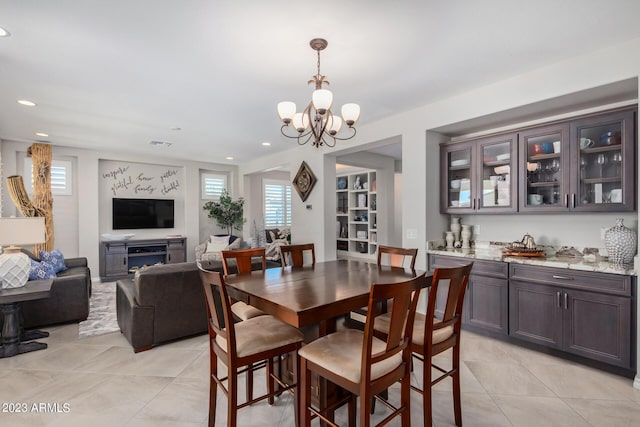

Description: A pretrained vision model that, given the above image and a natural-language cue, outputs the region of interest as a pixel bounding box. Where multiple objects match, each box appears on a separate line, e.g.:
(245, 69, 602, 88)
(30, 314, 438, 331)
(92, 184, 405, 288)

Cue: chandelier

(277, 38, 360, 148)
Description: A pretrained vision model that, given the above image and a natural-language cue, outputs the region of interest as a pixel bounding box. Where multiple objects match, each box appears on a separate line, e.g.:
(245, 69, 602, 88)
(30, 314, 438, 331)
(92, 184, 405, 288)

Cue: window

(24, 158, 73, 196)
(264, 179, 291, 228)
(201, 172, 227, 199)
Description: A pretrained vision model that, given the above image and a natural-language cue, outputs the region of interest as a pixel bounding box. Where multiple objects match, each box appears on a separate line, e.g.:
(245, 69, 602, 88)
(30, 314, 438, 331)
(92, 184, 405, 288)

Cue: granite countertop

(427, 242, 636, 276)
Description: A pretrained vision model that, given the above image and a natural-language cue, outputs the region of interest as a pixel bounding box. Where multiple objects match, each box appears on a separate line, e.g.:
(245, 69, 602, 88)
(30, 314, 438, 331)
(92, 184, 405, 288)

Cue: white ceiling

(1, 1, 639, 164)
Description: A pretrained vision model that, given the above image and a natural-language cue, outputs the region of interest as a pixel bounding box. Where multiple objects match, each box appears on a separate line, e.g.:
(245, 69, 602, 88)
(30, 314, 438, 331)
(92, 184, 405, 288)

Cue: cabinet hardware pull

(556, 291, 561, 308)
(123, 258, 126, 265)
(552, 275, 573, 280)
(472, 198, 476, 210)
(564, 293, 568, 309)
(572, 193, 576, 208)
(564, 193, 569, 207)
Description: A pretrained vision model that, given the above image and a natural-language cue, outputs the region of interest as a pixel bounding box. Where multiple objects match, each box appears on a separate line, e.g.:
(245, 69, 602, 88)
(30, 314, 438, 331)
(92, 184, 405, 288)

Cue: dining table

(224, 258, 432, 424)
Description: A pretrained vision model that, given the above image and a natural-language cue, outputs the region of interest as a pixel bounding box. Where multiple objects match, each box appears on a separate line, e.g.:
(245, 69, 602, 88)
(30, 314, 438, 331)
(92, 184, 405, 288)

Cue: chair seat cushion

(216, 315, 303, 358)
(298, 330, 402, 384)
(231, 301, 265, 320)
(374, 312, 453, 346)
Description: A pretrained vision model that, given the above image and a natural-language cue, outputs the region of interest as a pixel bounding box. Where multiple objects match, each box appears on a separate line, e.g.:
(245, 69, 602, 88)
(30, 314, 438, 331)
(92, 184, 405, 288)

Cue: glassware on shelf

(611, 151, 622, 178)
(596, 153, 607, 178)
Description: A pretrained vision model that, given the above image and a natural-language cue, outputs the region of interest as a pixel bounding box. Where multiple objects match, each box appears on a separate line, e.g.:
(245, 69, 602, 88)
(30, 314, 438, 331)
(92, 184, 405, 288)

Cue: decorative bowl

(451, 159, 469, 167)
(496, 153, 510, 161)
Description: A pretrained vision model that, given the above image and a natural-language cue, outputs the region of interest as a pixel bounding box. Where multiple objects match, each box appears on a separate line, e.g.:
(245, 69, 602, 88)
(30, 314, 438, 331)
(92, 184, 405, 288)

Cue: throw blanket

(266, 239, 289, 261)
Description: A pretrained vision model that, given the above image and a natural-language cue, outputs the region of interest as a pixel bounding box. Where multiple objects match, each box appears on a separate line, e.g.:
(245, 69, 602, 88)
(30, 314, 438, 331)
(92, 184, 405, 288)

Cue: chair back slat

(279, 243, 316, 267)
(425, 263, 473, 334)
(198, 263, 236, 355)
(377, 245, 418, 270)
(362, 273, 425, 381)
(221, 247, 267, 275)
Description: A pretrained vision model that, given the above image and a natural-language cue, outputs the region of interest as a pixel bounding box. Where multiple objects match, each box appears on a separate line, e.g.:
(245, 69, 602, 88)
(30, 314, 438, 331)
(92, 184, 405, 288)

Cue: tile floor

(0, 324, 639, 426)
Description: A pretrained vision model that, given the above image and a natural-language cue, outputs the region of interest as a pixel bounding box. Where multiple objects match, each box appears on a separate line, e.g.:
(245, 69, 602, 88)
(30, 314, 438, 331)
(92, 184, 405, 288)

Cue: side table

(0, 279, 53, 358)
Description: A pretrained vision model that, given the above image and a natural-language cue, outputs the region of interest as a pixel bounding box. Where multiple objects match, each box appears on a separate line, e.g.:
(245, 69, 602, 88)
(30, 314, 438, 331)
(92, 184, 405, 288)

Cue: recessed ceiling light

(225, 156, 234, 160)
(261, 142, 271, 146)
(17, 99, 36, 107)
(170, 126, 181, 131)
(35, 132, 49, 137)
(0, 26, 9, 37)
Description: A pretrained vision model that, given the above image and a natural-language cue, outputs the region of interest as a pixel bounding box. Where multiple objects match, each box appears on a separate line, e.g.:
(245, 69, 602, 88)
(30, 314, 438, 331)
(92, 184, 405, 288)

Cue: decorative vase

(445, 231, 454, 249)
(450, 217, 461, 242)
(461, 224, 472, 249)
(604, 218, 637, 265)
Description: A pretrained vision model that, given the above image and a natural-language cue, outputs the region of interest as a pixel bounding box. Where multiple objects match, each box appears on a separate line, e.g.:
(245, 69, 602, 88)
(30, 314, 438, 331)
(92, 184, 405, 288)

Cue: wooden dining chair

(299, 273, 425, 427)
(373, 263, 473, 427)
(221, 248, 267, 321)
(198, 264, 304, 427)
(279, 243, 316, 267)
(348, 245, 418, 329)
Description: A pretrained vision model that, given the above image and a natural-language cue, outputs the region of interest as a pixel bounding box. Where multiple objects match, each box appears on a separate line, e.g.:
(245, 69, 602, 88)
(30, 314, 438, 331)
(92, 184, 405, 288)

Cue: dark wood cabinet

(99, 237, 187, 280)
(440, 133, 518, 214)
(509, 264, 632, 368)
(428, 254, 508, 336)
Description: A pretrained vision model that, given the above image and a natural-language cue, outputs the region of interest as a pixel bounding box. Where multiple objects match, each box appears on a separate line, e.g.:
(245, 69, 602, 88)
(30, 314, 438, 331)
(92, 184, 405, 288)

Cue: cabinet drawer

(103, 243, 126, 254)
(429, 254, 507, 278)
(509, 264, 631, 296)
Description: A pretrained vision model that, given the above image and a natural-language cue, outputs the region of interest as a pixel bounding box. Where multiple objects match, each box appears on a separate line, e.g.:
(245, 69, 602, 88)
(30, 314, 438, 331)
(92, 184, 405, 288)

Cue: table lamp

(0, 217, 46, 289)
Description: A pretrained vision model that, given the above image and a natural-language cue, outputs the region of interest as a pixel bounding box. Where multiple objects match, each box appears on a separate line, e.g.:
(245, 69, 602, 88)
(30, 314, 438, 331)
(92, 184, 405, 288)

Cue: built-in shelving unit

(336, 170, 378, 258)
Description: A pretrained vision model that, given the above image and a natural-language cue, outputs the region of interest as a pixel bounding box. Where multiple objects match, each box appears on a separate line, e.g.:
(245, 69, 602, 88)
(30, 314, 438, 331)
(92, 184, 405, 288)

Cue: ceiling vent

(149, 140, 172, 147)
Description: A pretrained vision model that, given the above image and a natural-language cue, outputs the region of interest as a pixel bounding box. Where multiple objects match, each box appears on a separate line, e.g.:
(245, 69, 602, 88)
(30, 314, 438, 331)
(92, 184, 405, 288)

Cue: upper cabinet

(441, 133, 518, 214)
(441, 107, 636, 214)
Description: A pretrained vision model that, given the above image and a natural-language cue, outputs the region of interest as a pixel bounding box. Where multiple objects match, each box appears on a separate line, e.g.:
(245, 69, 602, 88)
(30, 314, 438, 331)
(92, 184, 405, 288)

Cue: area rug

(78, 281, 120, 338)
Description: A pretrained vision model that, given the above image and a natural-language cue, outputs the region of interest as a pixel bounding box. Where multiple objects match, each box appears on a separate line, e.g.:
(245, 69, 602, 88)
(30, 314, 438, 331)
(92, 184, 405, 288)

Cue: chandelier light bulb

(341, 103, 360, 126)
(277, 101, 296, 124)
(312, 89, 333, 115)
(327, 116, 342, 136)
(292, 113, 308, 133)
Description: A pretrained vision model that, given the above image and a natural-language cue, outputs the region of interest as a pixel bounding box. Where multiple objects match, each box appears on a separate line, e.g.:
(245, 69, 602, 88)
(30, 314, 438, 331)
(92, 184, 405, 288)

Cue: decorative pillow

(29, 259, 57, 281)
(227, 237, 242, 250)
(38, 249, 67, 273)
(265, 228, 280, 244)
(206, 241, 229, 253)
(209, 235, 230, 246)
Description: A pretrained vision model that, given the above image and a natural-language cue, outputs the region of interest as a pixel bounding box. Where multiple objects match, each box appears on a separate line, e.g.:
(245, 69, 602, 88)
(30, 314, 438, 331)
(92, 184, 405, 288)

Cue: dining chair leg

(452, 344, 462, 427)
(209, 353, 218, 427)
(228, 367, 238, 427)
(293, 351, 301, 427)
(300, 358, 312, 427)
(246, 363, 254, 402)
(360, 391, 371, 427)
(348, 395, 356, 427)
(267, 358, 275, 405)
(423, 353, 433, 427)
(400, 364, 411, 427)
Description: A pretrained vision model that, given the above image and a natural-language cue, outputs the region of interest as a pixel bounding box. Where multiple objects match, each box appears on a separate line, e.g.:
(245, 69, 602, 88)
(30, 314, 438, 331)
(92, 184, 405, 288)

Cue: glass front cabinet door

(441, 133, 517, 213)
(519, 123, 570, 212)
(570, 109, 635, 212)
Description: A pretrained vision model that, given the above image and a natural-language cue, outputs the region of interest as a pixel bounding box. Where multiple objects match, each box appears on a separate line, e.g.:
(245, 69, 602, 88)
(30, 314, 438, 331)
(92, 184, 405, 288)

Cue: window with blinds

(24, 158, 73, 196)
(264, 180, 291, 228)
(201, 173, 227, 199)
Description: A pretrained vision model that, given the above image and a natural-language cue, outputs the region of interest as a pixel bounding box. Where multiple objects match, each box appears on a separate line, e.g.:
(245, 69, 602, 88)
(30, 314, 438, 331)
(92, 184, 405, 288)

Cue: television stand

(99, 237, 186, 281)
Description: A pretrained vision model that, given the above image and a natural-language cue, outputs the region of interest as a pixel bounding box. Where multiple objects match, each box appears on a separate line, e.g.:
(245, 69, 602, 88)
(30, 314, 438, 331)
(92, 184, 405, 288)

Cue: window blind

(264, 182, 291, 228)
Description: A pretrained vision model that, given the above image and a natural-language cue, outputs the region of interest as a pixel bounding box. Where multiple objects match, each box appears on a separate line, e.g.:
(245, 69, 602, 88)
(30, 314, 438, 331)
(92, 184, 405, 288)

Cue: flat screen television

(112, 198, 175, 229)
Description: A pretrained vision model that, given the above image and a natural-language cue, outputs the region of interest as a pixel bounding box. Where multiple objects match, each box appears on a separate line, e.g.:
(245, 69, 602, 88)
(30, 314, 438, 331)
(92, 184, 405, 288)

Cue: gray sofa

(3, 257, 92, 329)
(116, 260, 279, 352)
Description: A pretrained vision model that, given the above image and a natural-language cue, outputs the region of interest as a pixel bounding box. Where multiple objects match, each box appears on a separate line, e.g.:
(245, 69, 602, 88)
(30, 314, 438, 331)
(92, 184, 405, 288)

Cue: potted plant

(203, 190, 246, 236)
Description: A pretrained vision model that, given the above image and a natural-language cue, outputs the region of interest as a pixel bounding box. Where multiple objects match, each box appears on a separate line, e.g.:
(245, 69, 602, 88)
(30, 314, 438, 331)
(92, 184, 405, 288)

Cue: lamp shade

(0, 217, 45, 289)
(0, 217, 46, 246)
(327, 116, 342, 135)
(292, 112, 309, 133)
(312, 89, 333, 114)
(341, 103, 360, 126)
(277, 101, 296, 123)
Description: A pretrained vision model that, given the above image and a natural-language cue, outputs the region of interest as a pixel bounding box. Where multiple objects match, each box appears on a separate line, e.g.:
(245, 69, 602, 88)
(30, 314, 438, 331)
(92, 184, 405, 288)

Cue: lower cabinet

(428, 254, 508, 336)
(509, 264, 632, 369)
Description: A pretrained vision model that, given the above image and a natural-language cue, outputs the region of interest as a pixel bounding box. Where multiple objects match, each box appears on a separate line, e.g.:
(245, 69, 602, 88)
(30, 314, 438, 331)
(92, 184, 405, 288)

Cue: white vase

(461, 224, 472, 249)
(445, 231, 454, 249)
(450, 217, 461, 242)
(605, 218, 637, 265)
